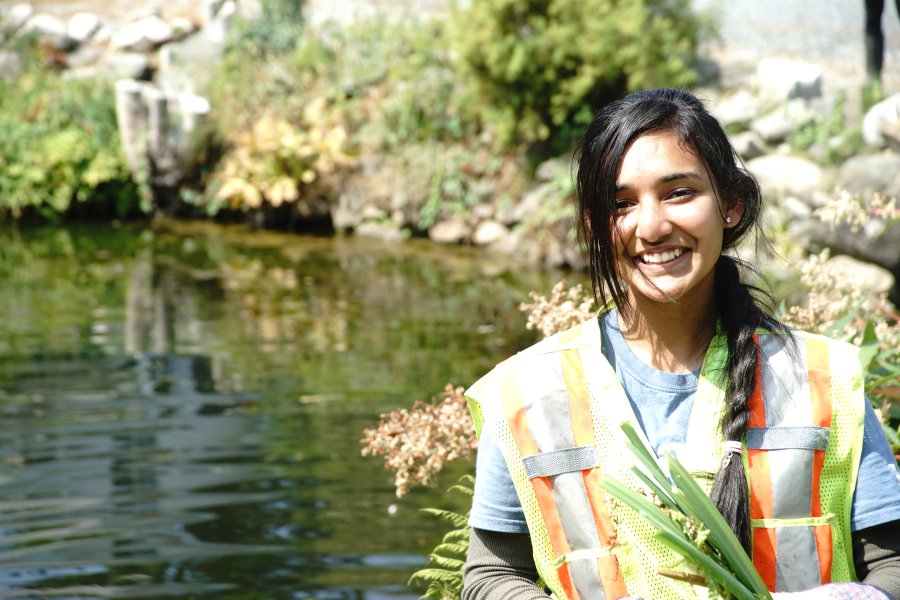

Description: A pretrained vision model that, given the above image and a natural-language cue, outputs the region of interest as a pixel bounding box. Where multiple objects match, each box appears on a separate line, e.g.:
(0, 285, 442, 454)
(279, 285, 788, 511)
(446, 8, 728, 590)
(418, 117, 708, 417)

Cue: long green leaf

(666, 453, 771, 596)
(619, 422, 680, 508)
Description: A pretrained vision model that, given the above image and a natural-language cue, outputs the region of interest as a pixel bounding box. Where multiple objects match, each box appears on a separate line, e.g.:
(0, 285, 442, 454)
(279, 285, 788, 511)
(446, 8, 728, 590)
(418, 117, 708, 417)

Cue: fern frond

(421, 507, 469, 529)
(432, 542, 468, 557)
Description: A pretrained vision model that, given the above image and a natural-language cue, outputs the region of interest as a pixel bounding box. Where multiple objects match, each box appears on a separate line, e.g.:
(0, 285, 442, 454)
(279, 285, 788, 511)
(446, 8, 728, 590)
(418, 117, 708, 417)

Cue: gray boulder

(111, 15, 174, 52)
(103, 52, 153, 81)
(756, 58, 823, 102)
(428, 217, 469, 244)
(20, 14, 73, 51)
(747, 155, 825, 200)
(862, 93, 900, 148)
(730, 131, 766, 160)
(0, 3, 33, 41)
(67, 12, 102, 44)
(750, 99, 817, 144)
(0, 50, 23, 80)
(472, 220, 511, 247)
(710, 89, 760, 129)
(836, 153, 900, 197)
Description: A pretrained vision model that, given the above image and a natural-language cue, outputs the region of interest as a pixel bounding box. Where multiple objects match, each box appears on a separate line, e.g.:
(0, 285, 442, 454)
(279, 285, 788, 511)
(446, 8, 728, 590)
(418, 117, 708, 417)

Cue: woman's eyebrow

(615, 171, 703, 192)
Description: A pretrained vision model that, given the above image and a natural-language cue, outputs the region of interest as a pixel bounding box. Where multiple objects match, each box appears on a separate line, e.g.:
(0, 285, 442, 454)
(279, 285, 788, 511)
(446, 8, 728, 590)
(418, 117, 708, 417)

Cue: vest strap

(746, 426, 830, 451)
(524, 445, 598, 479)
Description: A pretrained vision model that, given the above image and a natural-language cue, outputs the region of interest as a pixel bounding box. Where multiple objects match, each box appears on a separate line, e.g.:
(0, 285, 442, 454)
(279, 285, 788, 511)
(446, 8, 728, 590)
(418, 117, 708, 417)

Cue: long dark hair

(574, 88, 783, 553)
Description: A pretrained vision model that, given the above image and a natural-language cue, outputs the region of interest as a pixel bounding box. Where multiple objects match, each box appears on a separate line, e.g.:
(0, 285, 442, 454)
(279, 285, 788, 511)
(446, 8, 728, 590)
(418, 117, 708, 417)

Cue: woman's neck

(616, 295, 718, 374)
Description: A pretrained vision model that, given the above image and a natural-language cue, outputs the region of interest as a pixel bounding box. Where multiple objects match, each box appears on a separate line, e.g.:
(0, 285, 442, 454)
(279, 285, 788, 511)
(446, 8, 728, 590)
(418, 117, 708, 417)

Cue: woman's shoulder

(467, 318, 600, 394)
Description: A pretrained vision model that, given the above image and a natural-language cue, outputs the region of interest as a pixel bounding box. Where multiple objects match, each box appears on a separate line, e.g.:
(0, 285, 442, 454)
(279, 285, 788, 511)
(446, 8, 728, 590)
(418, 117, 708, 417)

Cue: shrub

(450, 0, 703, 152)
(0, 45, 138, 219)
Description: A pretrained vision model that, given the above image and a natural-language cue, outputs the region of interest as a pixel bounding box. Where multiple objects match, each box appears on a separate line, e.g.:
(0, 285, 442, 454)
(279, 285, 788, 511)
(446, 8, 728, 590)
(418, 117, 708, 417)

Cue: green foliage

(0, 46, 137, 219)
(408, 476, 474, 600)
(603, 423, 772, 600)
(226, 0, 307, 56)
(788, 95, 864, 165)
(450, 0, 703, 151)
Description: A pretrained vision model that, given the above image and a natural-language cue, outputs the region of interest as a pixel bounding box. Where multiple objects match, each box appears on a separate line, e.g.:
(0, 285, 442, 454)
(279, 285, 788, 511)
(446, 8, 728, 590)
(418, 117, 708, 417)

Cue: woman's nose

(635, 199, 672, 242)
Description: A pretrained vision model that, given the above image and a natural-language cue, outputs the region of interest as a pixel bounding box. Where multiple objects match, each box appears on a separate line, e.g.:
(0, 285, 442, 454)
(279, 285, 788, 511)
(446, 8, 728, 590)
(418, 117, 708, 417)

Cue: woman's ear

(724, 199, 745, 228)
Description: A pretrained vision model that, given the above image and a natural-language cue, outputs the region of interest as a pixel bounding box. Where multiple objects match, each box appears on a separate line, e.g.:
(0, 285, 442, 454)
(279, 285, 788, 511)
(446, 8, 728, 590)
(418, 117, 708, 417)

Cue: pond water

(0, 221, 563, 599)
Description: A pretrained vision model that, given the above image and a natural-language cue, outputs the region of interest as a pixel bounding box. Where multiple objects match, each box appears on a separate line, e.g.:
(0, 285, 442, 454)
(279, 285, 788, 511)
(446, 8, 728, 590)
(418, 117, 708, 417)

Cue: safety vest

(465, 317, 866, 599)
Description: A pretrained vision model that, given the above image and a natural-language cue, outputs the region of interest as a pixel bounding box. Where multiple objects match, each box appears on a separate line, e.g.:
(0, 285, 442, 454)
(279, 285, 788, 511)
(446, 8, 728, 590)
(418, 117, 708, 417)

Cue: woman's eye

(614, 199, 632, 212)
(668, 188, 694, 199)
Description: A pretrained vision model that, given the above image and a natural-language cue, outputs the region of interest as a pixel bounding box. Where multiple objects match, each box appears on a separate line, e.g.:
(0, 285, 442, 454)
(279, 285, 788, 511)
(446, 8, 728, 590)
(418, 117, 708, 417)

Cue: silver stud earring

(724, 216, 733, 224)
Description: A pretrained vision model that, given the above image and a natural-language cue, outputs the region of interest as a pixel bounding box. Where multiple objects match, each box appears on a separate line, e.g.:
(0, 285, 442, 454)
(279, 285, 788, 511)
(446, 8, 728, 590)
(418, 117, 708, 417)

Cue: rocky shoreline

(2, 0, 899, 301)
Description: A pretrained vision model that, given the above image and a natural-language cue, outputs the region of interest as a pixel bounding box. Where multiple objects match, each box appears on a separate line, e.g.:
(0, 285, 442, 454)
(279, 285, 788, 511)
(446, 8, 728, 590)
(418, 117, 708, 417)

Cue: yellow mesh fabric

(819, 335, 865, 581)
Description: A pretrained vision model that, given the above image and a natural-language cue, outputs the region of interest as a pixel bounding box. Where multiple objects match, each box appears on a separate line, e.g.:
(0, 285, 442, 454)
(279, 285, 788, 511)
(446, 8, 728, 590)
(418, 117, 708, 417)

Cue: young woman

(463, 89, 900, 599)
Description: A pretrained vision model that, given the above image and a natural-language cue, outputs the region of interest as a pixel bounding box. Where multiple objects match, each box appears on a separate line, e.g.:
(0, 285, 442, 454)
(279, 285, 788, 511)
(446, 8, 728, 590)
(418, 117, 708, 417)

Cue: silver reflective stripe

(518, 352, 573, 453)
(569, 552, 605, 599)
(769, 448, 814, 518)
(523, 445, 598, 479)
(518, 348, 608, 597)
(745, 427, 830, 451)
(775, 526, 821, 592)
(759, 335, 812, 427)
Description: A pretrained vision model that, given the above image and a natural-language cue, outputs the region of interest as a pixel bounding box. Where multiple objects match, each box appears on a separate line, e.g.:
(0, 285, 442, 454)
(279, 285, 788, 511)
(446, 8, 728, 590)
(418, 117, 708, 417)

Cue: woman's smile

(612, 131, 742, 307)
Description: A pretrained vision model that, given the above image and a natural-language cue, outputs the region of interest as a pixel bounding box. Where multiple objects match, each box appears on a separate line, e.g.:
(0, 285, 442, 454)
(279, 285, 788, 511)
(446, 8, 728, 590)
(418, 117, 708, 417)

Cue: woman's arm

(854, 520, 900, 599)
(462, 528, 547, 599)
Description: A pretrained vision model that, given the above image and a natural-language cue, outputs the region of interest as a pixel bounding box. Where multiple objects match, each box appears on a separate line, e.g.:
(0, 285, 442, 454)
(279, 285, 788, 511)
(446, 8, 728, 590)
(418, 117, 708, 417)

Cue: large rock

(710, 89, 760, 128)
(428, 217, 469, 244)
(0, 50, 23, 80)
(824, 255, 895, 295)
(472, 220, 511, 247)
(757, 58, 823, 102)
(67, 12, 102, 44)
(836, 153, 900, 197)
(0, 3, 33, 41)
(102, 52, 153, 81)
(747, 155, 825, 200)
(20, 14, 73, 51)
(111, 15, 174, 52)
(798, 215, 900, 278)
(750, 99, 817, 143)
(862, 93, 900, 148)
(730, 131, 766, 160)
(157, 28, 226, 93)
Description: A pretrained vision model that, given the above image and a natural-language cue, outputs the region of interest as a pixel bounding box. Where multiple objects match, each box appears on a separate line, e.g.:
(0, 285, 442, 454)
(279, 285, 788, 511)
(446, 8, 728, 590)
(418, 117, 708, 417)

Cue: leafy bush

(450, 0, 703, 151)
(0, 45, 138, 219)
(226, 0, 306, 56)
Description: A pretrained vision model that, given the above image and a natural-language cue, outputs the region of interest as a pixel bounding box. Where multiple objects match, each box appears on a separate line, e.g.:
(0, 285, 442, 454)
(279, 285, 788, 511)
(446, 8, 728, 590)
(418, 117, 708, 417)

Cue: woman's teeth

(641, 248, 685, 264)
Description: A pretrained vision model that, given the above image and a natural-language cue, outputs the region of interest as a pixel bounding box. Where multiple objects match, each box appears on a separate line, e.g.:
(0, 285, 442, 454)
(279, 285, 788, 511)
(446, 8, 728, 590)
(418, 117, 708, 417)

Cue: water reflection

(0, 222, 563, 598)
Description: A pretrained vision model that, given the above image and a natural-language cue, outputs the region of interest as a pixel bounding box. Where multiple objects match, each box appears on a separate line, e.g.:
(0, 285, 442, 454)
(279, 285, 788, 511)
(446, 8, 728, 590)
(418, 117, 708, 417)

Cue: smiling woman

(461, 89, 900, 600)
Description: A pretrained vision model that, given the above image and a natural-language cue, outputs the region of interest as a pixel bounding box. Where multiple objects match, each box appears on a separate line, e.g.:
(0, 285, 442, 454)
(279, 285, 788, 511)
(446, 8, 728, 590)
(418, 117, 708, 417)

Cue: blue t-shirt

(470, 311, 900, 533)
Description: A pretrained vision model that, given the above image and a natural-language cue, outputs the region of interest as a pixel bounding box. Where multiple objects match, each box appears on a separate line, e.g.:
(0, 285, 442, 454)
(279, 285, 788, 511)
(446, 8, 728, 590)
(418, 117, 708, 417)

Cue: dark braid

(709, 256, 764, 553)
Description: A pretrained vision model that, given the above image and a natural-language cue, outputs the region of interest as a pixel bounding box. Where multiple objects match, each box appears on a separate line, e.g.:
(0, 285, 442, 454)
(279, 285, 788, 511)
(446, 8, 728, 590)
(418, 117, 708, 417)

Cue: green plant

(0, 45, 138, 219)
(788, 95, 864, 165)
(408, 476, 474, 600)
(226, 0, 306, 56)
(450, 0, 703, 151)
(602, 423, 772, 600)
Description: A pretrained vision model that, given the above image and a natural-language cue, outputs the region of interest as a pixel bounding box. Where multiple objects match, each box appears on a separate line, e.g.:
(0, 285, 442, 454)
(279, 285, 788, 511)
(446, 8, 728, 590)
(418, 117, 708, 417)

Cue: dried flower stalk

(361, 384, 475, 497)
(519, 280, 596, 338)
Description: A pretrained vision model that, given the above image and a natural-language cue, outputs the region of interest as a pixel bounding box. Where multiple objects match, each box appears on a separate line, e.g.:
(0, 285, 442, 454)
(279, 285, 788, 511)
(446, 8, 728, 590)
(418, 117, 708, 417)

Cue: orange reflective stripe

(557, 563, 580, 600)
(532, 475, 573, 560)
(500, 367, 575, 593)
(562, 349, 628, 599)
(753, 525, 778, 592)
(747, 336, 776, 590)
(814, 523, 833, 584)
(747, 339, 772, 520)
(500, 368, 540, 457)
(747, 336, 766, 429)
(806, 338, 832, 430)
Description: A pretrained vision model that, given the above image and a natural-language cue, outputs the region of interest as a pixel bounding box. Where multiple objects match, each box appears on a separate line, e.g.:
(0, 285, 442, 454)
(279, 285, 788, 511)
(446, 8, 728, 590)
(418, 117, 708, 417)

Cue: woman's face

(612, 130, 742, 310)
